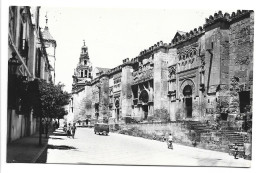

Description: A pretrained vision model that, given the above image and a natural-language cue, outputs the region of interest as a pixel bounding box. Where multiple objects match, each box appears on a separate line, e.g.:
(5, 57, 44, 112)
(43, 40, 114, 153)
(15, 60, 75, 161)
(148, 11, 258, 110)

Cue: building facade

(70, 10, 253, 125)
(7, 6, 56, 142)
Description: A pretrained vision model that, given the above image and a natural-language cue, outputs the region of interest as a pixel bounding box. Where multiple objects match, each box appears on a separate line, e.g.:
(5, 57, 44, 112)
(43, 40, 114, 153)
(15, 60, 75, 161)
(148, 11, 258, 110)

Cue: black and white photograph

(1, 0, 259, 173)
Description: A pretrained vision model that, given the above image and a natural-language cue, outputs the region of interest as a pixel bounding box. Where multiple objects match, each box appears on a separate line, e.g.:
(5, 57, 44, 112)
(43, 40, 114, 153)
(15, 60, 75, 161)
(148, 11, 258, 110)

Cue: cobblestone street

(44, 128, 250, 167)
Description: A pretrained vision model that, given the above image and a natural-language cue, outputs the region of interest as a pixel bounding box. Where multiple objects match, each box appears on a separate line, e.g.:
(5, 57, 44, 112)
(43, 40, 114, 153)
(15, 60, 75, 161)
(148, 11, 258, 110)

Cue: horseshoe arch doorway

(183, 85, 192, 118)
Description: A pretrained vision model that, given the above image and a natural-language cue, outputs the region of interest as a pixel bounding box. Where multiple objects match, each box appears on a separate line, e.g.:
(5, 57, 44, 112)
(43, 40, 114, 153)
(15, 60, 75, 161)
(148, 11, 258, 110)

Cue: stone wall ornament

(168, 65, 176, 78)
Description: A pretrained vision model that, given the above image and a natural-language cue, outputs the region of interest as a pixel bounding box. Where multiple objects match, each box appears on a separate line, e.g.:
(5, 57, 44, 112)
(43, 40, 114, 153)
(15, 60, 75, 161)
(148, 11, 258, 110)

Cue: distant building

(41, 15, 57, 83)
(70, 10, 254, 125)
(7, 6, 56, 142)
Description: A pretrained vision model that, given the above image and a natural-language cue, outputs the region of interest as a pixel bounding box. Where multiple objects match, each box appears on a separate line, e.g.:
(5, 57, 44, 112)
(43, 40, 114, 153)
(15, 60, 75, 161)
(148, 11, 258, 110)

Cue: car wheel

(94, 131, 96, 134)
(103, 131, 107, 136)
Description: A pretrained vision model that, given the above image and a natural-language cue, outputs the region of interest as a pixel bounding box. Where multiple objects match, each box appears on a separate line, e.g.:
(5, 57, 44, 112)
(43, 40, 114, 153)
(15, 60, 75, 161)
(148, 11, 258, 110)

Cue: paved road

(45, 128, 251, 167)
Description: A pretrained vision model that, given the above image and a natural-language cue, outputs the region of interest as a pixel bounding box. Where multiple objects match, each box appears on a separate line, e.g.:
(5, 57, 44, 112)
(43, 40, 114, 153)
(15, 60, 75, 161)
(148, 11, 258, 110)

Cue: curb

(31, 130, 56, 163)
(31, 144, 48, 163)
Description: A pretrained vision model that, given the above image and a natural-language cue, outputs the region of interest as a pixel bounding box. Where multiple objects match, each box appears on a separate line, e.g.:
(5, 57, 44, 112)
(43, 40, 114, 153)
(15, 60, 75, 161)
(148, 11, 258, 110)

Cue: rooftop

(41, 26, 56, 47)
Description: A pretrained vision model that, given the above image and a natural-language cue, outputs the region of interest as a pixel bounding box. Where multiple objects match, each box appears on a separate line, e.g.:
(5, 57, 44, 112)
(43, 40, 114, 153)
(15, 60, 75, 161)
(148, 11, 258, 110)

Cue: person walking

(67, 123, 72, 138)
(234, 144, 239, 159)
(167, 133, 173, 149)
(71, 123, 77, 139)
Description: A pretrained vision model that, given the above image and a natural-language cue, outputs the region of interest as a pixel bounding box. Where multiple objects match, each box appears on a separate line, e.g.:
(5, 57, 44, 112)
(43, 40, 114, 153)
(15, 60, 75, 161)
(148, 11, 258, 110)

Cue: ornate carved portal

(180, 79, 195, 98)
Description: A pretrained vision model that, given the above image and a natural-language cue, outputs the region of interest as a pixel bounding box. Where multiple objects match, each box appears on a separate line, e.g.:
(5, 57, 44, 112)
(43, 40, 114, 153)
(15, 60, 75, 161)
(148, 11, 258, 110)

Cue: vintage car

(94, 123, 109, 135)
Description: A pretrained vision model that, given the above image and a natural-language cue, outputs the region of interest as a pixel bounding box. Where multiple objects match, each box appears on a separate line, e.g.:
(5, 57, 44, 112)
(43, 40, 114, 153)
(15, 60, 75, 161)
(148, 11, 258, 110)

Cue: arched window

(81, 70, 83, 77)
(85, 70, 88, 77)
(84, 60, 87, 65)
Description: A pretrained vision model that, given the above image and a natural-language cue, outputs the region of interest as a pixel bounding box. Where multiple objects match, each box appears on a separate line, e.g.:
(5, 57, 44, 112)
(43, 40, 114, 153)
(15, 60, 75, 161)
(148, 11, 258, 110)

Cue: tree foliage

(31, 79, 70, 119)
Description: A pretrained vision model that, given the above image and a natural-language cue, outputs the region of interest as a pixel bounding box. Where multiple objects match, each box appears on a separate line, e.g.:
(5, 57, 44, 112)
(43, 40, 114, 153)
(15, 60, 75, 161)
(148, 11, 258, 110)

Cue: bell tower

(72, 40, 93, 86)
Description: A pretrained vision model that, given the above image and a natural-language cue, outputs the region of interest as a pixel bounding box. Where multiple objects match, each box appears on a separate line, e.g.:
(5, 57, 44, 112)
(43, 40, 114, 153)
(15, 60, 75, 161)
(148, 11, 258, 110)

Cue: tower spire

(45, 12, 48, 28)
(83, 39, 85, 46)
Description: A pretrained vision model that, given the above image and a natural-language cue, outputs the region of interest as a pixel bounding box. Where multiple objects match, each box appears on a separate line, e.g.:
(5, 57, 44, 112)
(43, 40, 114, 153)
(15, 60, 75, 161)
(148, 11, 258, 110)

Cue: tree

(30, 79, 70, 145)
(38, 81, 70, 119)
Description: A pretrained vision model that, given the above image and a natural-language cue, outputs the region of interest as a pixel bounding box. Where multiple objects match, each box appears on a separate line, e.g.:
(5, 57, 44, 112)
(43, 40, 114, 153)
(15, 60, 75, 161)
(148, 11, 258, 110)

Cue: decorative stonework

(132, 68, 153, 85)
(179, 79, 195, 97)
(168, 65, 176, 79)
(178, 47, 198, 61)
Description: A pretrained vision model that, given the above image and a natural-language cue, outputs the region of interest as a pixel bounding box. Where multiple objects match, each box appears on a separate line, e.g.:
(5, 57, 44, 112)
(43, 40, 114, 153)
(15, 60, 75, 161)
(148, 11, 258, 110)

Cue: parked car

(94, 123, 109, 135)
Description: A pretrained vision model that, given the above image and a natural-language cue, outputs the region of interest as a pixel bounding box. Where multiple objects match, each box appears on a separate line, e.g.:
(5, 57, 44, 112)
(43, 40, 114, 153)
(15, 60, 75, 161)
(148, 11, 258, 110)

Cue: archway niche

(183, 85, 193, 118)
(139, 90, 149, 120)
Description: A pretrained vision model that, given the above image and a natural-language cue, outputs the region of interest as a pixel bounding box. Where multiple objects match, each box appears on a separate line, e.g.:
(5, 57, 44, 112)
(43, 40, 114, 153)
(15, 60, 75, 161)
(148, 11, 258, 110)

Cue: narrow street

(44, 128, 251, 167)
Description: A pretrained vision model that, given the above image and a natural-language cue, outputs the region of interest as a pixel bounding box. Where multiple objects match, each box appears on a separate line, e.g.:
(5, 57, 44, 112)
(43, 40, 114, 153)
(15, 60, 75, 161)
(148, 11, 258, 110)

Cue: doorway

(183, 85, 193, 118)
(185, 97, 192, 118)
(239, 91, 250, 113)
(116, 109, 119, 121)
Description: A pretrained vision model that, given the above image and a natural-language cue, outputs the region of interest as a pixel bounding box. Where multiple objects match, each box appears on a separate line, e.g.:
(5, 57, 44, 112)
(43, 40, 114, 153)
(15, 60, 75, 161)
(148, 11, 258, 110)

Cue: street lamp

(8, 52, 22, 75)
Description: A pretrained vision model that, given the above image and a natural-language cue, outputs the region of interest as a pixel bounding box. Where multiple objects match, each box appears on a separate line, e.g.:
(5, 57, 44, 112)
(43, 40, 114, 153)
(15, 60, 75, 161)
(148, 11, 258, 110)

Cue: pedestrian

(71, 123, 77, 139)
(167, 133, 173, 149)
(234, 144, 239, 159)
(67, 123, 72, 138)
(63, 123, 67, 132)
(54, 120, 58, 130)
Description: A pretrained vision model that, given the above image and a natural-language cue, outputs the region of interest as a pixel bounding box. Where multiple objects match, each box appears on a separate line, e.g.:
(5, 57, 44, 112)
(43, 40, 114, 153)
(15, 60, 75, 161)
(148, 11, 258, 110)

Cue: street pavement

(7, 129, 53, 163)
(45, 127, 251, 167)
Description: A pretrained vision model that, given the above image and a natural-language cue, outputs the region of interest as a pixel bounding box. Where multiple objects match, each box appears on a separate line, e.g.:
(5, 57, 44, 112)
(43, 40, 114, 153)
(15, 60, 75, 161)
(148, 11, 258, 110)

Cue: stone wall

(121, 65, 133, 117)
(153, 50, 169, 111)
(84, 85, 93, 117)
(122, 122, 192, 145)
(99, 75, 110, 120)
(72, 88, 89, 122)
(228, 12, 254, 114)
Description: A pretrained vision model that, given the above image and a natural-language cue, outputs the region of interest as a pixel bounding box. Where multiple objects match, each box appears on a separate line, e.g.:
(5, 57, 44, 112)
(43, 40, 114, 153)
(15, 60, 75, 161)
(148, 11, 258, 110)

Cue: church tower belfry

(80, 40, 89, 61)
(72, 40, 93, 87)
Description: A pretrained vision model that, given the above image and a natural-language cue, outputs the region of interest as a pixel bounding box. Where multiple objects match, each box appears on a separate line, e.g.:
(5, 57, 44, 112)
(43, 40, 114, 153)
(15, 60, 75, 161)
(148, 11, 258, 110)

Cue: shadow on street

(49, 137, 64, 140)
(47, 144, 77, 150)
(36, 144, 77, 163)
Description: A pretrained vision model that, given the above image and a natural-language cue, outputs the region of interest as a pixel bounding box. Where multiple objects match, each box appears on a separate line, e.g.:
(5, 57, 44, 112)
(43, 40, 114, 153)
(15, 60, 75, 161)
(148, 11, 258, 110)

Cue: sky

(38, 7, 237, 92)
